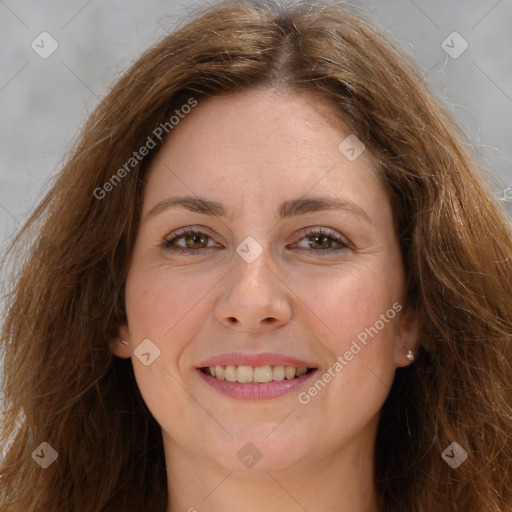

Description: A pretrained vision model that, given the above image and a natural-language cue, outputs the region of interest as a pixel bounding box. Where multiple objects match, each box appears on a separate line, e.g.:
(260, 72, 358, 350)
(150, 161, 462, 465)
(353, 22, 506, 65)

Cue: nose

(214, 242, 292, 333)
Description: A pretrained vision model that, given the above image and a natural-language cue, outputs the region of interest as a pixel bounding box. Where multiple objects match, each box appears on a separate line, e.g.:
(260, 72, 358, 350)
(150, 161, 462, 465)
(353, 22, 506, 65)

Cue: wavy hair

(1, 1, 512, 511)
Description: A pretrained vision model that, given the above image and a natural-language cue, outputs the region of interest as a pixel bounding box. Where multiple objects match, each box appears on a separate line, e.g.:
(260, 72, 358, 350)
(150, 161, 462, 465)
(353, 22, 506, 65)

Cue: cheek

(124, 265, 215, 427)
(124, 263, 228, 405)
(291, 260, 401, 411)
(125, 262, 220, 340)
(291, 258, 402, 347)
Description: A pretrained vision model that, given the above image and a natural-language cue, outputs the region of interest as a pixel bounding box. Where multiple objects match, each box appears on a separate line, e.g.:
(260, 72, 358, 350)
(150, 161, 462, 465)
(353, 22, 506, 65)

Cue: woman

(1, 1, 511, 511)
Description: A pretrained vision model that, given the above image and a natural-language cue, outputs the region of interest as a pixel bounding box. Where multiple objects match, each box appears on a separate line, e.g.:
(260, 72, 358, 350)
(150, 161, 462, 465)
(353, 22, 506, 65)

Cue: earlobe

(396, 335, 415, 362)
(108, 324, 131, 358)
(394, 305, 420, 367)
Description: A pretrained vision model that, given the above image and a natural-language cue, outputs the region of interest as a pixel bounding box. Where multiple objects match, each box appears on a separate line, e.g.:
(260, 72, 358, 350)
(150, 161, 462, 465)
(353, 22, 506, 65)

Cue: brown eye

(292, 227, 350, 255)
(162, 226, 350, 257)
(306, 233, 335, 250)
(163, 227, 219, 255)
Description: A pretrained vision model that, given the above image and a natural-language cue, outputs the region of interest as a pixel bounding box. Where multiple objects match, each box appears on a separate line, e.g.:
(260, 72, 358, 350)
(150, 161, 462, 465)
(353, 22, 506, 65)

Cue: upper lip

(196, 352, 317, 369)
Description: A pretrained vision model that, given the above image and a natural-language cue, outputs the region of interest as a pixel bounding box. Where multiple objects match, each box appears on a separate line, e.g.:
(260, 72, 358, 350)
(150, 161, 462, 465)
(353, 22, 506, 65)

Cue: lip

(195, 352, 316, 369)
(197, 367, 319, 400)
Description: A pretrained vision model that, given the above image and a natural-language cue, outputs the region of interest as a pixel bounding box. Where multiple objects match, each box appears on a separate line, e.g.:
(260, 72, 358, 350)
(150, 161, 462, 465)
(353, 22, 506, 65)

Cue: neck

(164, 426, 380, 512)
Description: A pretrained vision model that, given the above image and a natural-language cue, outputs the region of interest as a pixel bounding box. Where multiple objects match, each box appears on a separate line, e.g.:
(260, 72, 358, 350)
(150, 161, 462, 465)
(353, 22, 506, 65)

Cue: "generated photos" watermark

(93, 97, 197, 200)
(298, 302, 402, 405)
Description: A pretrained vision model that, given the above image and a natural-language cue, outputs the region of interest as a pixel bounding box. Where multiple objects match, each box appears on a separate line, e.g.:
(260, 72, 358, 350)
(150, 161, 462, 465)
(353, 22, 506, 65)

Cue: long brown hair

(2, 1, 511, 511)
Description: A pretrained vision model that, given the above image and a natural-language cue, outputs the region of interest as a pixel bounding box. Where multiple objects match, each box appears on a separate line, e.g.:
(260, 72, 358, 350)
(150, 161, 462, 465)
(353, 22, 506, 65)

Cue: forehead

(143, 88, 387, 222)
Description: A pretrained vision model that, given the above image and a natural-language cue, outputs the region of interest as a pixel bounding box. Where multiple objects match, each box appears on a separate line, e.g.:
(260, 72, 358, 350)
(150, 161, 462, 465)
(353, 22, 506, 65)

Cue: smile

(197, 365, 318, 400)
(201, 364, 314, 382)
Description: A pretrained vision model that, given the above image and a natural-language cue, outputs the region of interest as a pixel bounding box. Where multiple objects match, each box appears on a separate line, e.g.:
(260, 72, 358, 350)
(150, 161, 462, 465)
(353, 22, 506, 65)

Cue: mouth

(195, 352, 319, 400)
(196, 358, 319, 400)
(199, 364, 316, 383)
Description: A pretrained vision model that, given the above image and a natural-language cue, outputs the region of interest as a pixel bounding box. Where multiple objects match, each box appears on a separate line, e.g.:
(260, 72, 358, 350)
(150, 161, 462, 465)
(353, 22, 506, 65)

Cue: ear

(394, 305, 420, 368)
(108, 324, 132, 359)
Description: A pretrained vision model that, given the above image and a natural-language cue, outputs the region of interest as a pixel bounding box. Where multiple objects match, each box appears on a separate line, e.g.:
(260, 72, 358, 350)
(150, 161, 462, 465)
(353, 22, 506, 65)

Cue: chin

(199, 429, 313, 473)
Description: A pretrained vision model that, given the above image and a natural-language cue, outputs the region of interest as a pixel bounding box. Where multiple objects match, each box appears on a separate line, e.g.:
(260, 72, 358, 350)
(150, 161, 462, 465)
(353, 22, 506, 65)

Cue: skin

(110, 88, 419, 512)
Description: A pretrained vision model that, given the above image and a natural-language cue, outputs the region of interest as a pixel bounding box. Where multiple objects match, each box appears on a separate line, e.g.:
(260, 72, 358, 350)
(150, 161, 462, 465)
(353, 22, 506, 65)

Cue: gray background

(1, 0, 511, 246)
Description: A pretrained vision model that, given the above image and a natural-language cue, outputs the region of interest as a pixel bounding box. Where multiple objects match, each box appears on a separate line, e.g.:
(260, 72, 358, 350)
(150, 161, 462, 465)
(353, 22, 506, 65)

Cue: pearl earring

(397, 335, 414, 361)
(121, 340, 129, 346)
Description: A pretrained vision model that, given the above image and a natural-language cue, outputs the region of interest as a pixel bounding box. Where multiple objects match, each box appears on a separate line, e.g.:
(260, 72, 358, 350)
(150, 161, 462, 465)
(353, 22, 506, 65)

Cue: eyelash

(161, 226, 350, 257)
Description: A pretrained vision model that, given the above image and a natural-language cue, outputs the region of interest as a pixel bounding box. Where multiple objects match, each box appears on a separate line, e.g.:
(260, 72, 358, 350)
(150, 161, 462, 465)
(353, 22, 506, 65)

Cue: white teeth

(215, 365, 225, 380)
(296, 367, 308, 377)
(253, 365, 273, 383)
(225, 365, 237, 382)
(205, 364, 312, 382)
(285, 366, 296, 379)
(236, 365, 253, 383)
(272, 365, 285, 381)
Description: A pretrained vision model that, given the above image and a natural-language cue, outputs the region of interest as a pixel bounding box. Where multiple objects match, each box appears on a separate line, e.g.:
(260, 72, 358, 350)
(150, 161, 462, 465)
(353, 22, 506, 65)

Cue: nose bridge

(232, 235, 275, 298)
(215, 234, 291, 331)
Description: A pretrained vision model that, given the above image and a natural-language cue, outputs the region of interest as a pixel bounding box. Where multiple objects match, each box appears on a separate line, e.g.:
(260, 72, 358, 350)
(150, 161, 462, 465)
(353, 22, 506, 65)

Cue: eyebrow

(144, 195, 373, 225)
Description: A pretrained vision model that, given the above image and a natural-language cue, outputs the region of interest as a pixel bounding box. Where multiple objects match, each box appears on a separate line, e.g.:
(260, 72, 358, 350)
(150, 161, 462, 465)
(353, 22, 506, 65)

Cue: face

(111, 88, 418, 473)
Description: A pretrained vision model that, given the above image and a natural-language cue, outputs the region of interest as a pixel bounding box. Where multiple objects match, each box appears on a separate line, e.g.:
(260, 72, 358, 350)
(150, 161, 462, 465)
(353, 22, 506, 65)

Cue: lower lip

(197, 369, 318, 400)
